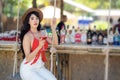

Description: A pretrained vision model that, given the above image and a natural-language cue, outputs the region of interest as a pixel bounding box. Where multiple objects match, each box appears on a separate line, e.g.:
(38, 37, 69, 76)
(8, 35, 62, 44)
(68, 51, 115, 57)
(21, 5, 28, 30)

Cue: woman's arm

(23, 34, 44, 62)
(51, 27, 58, 45)
(46, 32, 58, 45)
(46, 26, 58, 45)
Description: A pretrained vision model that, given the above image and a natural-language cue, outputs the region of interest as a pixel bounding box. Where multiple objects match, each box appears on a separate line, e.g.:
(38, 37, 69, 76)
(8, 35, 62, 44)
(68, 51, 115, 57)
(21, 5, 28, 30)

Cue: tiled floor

(6, 73, 21, 80)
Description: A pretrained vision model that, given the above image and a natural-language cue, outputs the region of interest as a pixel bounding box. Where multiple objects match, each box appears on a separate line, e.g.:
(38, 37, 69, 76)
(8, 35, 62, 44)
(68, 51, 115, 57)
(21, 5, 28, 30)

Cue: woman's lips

(34, 23, 37, 25)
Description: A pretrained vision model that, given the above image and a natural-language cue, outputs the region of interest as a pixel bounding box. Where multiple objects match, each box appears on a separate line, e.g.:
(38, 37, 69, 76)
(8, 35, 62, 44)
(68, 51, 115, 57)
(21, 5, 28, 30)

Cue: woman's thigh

(20, 66, 45, 80)
(37, 67, 57, 80)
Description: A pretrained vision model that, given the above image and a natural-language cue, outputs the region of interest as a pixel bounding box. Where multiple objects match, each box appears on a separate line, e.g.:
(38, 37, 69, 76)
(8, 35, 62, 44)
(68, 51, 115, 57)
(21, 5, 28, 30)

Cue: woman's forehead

(30, 14, 38, 18)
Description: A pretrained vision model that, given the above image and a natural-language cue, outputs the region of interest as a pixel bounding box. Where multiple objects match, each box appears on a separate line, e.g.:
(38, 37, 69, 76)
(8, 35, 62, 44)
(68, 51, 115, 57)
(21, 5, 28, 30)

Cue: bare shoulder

(23, 32, 32, 41)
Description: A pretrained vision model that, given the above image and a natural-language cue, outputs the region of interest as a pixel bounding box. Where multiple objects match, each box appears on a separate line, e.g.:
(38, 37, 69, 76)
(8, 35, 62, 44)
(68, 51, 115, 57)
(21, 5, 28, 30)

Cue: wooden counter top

(0, 41, 19, 51)
(0, 41, 120, 55)
(54, 44, 120, 55)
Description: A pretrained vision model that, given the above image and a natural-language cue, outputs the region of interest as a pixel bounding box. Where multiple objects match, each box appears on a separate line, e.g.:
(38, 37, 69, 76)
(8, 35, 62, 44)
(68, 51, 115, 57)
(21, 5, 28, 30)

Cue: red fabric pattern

(25, 31, 48, 65)
(30, 38, 48, 65)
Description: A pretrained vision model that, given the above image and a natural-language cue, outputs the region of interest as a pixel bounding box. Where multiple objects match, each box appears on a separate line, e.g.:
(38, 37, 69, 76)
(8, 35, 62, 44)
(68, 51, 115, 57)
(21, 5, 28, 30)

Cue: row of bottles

(59, 25, 87, 44)
(58, 25, 120, 46)
(112, 27, 120, 45)
(87, 26, 105, 45)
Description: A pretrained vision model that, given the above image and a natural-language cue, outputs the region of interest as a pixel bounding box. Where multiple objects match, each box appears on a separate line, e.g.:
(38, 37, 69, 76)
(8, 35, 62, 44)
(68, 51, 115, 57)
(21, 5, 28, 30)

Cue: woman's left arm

(46, 28, 58, 53)
(46, 27, 58, 45)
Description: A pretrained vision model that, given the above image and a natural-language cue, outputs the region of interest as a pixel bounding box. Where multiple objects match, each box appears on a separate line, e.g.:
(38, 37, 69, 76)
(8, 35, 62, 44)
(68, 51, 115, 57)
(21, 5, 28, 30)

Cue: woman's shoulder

(24, 31, 32, 40)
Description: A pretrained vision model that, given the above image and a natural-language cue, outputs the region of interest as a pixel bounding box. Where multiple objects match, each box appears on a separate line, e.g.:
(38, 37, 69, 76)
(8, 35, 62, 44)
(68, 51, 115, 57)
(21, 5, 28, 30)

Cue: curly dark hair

(20, 11, 42, 59)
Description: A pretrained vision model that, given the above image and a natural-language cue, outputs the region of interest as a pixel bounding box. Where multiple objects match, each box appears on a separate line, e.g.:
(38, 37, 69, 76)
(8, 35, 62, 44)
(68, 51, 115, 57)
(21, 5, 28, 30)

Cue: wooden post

(13, 0, 20, 77)
(60, 0, 63, 20)
(104, 47, 109, 80)
(32, 0, 37, 8)
(51, 0, 56, 73)
(0, 0, 3, 32)
(104, 0, 111, 80)
(69, 54, 72, 80)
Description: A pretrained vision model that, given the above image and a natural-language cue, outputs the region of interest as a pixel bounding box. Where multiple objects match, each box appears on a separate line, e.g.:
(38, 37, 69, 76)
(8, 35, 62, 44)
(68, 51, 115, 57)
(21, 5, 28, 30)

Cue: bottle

(103, 33, 107, 45)
(87, 26, 92, 45)
(70, 26, 75, 43)
(81, 27, 87, 45)
(56, 25, 60, 44)
(97, 29, 104, 45)
(65, 25, 71, 43)
(108, 28, 113, 45)
(75, 26, 81, 43)
(92, 25, 97, 45)
(113, 27, 119, 45)
(60, 25, 66, 44)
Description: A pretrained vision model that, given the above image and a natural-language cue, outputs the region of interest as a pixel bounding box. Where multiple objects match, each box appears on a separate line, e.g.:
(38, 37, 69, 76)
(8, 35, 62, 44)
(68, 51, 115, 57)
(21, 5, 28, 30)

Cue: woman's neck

(30, 28, 38, 33)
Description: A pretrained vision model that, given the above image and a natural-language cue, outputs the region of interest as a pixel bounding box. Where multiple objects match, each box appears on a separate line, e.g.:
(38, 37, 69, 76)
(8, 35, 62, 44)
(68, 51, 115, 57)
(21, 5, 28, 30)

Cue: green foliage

(74, 0, 109, 9)
(73, 0, 120, 9)
(3, 0, 120, 18)
(19, 0, 32, 16)
(64, 0, 120, 16)
(64, 3, 75, 13)
(93, 21, 108, 30)
(3, 0, 17, 17)
(3, 0, 32, 17)
(116, 0, 120, 9)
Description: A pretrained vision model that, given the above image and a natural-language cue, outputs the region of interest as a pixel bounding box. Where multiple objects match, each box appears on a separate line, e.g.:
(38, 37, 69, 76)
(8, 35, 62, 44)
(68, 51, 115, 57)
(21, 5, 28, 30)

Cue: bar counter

(54, 44, 120, 80)
(0, 41, 120, 80)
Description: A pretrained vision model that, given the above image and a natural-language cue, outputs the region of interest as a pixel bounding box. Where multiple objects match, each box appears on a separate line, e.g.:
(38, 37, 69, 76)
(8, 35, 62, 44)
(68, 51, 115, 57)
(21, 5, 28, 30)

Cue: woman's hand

(50, 47, 57, 53)
(38, 38, 45, 49)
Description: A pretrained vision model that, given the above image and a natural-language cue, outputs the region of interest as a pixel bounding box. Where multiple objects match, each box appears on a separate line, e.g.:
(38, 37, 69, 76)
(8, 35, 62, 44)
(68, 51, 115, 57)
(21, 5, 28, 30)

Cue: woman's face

(29, 14, 40, 28)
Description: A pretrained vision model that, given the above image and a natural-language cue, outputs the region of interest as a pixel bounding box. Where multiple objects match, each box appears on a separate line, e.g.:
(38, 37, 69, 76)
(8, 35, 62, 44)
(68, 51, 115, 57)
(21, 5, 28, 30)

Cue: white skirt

(20, 57, 57, 80)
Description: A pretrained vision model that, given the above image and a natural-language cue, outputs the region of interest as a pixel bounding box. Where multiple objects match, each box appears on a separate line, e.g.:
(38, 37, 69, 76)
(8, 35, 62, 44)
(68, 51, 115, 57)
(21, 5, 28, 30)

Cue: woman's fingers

(50, 47, 57, 53)
(39, 39, 45, 47)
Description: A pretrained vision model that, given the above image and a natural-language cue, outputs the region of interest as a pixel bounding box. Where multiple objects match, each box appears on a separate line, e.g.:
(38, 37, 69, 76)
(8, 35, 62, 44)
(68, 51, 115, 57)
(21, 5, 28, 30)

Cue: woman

(20, 8, 58, 80)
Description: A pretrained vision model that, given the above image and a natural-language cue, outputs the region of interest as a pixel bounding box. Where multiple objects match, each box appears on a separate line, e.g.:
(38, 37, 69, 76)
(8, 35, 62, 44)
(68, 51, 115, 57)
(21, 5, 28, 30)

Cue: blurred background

(0, 0, 120, 41)
(1, 1, 120, 80)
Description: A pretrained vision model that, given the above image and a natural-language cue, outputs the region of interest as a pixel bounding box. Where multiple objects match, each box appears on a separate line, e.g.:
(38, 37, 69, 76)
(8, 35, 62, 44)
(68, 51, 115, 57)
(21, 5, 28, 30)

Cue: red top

(25, 31, 48, 65)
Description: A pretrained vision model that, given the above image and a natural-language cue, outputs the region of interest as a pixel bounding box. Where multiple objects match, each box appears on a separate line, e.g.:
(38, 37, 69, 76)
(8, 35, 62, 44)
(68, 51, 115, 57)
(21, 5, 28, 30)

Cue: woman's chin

(33, 25, 38, 28)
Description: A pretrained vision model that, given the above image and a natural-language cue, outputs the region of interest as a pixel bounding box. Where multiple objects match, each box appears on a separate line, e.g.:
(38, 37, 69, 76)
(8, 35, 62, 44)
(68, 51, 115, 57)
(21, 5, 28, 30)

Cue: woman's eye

(31, 17, 34, 20)
(36, 17, 39, 20)
(30, 17, 39, 20)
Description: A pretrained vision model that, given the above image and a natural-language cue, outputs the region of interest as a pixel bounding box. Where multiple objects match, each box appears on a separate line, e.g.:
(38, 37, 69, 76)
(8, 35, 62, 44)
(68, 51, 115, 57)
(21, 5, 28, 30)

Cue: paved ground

(6, 72, 21, 80)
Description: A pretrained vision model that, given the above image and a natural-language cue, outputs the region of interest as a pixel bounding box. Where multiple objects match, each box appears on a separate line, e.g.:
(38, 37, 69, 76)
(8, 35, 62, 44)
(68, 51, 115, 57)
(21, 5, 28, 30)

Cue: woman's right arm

(23, 34, 44, 62)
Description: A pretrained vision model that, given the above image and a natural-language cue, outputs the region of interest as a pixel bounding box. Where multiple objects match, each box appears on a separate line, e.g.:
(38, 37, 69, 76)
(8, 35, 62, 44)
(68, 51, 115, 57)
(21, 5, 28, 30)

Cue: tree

(32, 0, 37, 8)
(74, 0, 120, 9)
(64, 0, 120, 16)
(113, 0, 120, 9)
(74, 0, 109, 9)
(60, 0, 64, 20)
(3, 0, 32, 17)
(0, 0, 3, 32)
